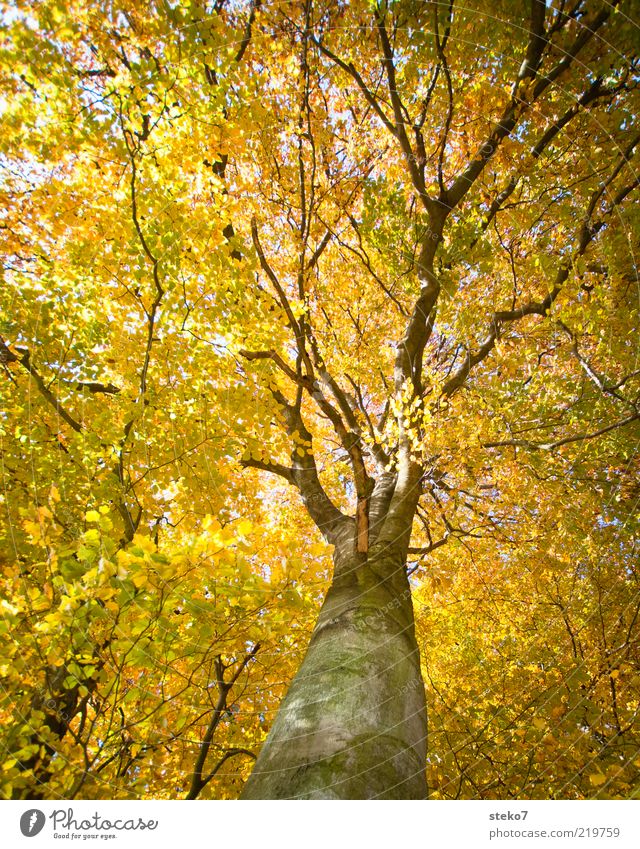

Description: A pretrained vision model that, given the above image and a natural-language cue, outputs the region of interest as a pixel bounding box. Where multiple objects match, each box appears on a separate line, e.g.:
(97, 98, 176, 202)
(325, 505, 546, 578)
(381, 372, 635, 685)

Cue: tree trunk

(11, 664, 89, 800)
(241, 541, 427, 799)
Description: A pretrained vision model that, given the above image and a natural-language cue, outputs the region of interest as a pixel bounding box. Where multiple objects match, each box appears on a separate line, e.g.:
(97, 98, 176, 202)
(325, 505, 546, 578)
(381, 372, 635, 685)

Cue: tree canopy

(1, 0, 639, 800)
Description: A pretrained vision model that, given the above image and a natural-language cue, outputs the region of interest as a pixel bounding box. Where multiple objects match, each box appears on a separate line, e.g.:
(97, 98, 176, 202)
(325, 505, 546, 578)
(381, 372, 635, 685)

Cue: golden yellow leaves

(22, 506, 53, 546)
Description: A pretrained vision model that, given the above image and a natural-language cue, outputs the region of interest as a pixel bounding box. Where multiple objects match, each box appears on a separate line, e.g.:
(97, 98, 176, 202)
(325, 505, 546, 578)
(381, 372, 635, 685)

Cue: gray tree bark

(241, 525, 427, 799)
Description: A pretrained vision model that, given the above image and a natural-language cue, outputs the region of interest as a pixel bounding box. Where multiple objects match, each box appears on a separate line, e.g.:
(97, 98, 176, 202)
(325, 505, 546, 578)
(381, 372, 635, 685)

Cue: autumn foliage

(0, 0, 639, 799)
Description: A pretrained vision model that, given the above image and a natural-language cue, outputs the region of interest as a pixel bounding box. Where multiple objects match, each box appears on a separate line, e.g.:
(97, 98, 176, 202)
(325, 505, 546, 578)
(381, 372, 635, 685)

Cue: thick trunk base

(242, 552, 427, 799)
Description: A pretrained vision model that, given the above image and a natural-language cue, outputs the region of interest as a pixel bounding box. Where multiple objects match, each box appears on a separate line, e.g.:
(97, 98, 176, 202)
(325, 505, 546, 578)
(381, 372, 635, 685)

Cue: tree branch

(484, 412, 640, 452)
(372, 4, 430, 205)
(441, 152, 638, 399)
(240, 457, 295, 483)
(444, 3, 615, 212)
(3, 342, 83, 433)
(186, 645, 259, 800)
(270, 389, 350, 543)
(310, 35, 396, 137)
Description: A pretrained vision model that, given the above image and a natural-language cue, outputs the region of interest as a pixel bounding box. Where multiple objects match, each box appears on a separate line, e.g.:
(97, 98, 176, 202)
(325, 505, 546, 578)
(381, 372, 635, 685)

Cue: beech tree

(1, 0, 639, 800)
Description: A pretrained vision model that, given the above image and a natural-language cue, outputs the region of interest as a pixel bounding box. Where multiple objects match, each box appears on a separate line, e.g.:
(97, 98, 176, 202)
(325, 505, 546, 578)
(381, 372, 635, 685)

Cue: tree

(0, 0, 638, 800)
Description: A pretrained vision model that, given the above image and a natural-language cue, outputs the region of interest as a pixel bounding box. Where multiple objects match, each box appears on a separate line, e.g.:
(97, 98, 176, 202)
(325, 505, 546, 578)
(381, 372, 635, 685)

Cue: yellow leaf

(236, 519, 252, 536)
(132, 534, 155, 554)
(202, 515, 221, 532)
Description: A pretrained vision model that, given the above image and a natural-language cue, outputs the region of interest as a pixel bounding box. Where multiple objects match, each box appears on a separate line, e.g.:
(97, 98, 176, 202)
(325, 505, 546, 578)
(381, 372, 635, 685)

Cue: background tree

(0, 0, 638, 799)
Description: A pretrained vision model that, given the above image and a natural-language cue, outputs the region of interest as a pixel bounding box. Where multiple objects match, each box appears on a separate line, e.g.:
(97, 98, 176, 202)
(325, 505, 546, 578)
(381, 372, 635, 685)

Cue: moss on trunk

(241, 547, 427, 799)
